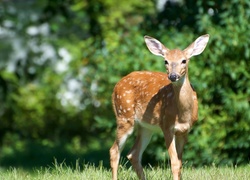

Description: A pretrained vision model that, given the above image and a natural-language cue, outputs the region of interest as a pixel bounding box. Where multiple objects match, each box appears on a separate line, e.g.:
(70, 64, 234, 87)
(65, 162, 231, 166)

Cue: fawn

(110, 34, 209, 180)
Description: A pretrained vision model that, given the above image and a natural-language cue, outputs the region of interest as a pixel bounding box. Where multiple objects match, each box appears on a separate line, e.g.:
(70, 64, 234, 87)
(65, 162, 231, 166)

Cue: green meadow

(1, 161, 250, 180)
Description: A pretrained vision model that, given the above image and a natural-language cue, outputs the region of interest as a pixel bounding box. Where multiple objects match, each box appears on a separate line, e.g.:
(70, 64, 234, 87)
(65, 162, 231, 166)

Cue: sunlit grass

(0, 160, 250, 180)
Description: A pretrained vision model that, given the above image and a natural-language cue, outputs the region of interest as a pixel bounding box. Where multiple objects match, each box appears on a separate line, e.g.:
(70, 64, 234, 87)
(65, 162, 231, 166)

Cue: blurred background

(0, 0, 250, 169)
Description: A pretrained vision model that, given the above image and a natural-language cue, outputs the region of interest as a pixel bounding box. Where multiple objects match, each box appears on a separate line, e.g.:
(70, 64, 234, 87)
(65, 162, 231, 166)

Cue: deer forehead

(164, 49, 187, 62)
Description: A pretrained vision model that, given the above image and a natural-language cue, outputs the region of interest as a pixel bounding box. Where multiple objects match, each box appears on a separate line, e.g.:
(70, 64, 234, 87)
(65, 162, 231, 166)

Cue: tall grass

(0, 160, 250, 180)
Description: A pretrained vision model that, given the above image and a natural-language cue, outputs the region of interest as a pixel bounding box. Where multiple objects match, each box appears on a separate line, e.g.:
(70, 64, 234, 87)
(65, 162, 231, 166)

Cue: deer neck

(172, 74, 193, 116)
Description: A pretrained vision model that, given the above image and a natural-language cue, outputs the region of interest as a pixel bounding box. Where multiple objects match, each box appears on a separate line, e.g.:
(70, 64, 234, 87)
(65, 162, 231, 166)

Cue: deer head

(144, 35, 209, 82)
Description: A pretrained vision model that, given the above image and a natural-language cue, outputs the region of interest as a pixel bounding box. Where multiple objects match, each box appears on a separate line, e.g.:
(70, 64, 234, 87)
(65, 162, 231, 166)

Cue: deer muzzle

(168, 73, 180, 82)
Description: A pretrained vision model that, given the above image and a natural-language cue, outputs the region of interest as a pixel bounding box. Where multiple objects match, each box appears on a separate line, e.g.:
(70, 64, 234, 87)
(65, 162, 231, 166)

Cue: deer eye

(181, 59, 187, 64)
(164, 60, 169, 65)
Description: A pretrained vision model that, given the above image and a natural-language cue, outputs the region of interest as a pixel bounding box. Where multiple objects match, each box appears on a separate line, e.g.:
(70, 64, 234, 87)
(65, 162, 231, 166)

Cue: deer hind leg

(127, 126, 153, 180)
(164, 131, 187, 180)
(110, 117, 134, 180)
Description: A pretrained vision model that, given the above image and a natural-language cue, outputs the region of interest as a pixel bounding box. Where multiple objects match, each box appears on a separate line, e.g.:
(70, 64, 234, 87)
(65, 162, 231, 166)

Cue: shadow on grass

(0, 140, 111, 170)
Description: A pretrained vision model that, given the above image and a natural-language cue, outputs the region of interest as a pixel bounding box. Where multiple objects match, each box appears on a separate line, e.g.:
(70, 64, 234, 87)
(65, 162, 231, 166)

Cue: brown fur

(110, 34, 209, 180)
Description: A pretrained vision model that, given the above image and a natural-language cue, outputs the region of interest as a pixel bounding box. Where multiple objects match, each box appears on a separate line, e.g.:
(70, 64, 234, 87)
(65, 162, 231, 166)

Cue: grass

(0, 161, 250, 180)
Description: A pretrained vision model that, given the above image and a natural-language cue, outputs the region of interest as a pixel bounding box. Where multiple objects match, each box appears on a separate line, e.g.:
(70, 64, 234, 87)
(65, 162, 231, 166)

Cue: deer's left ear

(184, 34, 209, 59)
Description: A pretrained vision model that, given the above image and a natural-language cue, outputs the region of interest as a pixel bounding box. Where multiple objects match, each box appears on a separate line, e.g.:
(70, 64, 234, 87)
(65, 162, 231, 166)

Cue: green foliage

(0, 0, 250, 168)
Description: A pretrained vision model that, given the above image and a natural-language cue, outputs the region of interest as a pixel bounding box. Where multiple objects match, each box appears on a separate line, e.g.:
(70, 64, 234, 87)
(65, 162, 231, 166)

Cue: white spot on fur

(125, 90, 132, 94)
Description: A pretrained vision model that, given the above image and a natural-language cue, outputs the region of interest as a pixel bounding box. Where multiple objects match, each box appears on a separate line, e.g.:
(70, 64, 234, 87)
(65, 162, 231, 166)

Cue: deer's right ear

(144, 36, 168, 57)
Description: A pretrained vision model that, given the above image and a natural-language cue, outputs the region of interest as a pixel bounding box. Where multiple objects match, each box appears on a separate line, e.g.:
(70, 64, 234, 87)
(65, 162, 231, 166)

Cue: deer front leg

(164, 131, 187, 180)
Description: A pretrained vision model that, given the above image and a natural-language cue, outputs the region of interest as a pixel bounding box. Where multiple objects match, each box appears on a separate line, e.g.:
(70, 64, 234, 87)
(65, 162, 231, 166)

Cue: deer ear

(184, 34, 209, 59)
(144, 36, 169, 57)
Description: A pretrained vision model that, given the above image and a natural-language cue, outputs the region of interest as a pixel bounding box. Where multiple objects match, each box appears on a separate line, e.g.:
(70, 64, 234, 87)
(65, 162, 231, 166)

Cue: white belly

(136, 120, 161, 132)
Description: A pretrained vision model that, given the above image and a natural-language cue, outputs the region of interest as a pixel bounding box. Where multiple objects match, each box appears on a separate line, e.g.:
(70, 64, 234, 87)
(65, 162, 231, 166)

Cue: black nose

(168, 73, 179, 82)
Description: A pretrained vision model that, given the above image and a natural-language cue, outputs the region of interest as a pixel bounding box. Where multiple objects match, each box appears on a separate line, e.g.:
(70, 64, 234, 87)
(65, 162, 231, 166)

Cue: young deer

(110, 34, 209, 180)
